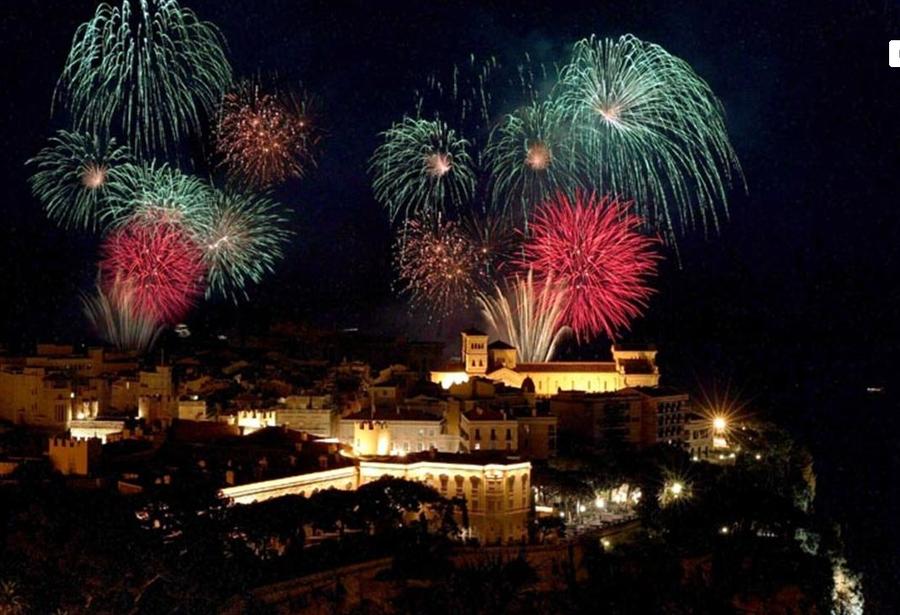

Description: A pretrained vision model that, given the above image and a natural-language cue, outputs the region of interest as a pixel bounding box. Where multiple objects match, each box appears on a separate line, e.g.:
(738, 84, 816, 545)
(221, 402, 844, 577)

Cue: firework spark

(201, 190, 292, 300)
(27, 130, 132, 230)
(479, 269, 570, 362)
(393, 219, 483, 318)
(104, 162, 214, 236)
(100, 218, 207, 324)
(484, 102, 583, 225)
(461, 210, 519, 276)
(553, 35, 743, 238)
(215, 82, 318, 189)
(54, 0, 231, 158)
(519, 192, 660, 341)
(371, 118, 475, 223)
(82, 282, 164, 353)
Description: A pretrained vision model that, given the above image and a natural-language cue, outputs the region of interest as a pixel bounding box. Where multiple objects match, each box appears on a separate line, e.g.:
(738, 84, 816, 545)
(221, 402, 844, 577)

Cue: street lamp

(712, 416, 727, 433)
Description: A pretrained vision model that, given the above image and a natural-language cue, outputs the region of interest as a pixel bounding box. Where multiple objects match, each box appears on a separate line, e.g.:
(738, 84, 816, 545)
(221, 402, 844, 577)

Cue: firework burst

(54, 0, 231, 158)
(27, 130, 133, 230)
(553, 35, 743, 238)
(479, 269, 570, 362)
(393, 219, 483, 318)
(100, 218, 207, 323)
(105, 162, 214, 236)
(371, 118, 476, 223)
(461, 210, 519, 276)
(201, 190, 292, 301)
(484, 102, 583, 224)
(215, 81, 319, 189)
(519, 192, 660, 341)
(82, 282, 164, 353)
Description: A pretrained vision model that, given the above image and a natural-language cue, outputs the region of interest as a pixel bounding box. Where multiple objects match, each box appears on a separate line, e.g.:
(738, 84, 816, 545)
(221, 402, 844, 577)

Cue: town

(0, 325, 841, 613)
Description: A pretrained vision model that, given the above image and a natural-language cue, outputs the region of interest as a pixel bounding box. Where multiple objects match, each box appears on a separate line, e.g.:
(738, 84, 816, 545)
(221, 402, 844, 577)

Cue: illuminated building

(276, 394, 336, 437)
(136, 366, 176, 421)
(0, 368, 74, 428)
(231, 409, 278, 434)
(177, 397, 208, 421)
(460, 407, 518, 452)
(48, 436, 101, 476)
(221, 450, 532, 544)
(339, 407, 459, 455)
(69, 418, 126, 443)
(551, 386, 690, 449)
(431, 330, 659, 395)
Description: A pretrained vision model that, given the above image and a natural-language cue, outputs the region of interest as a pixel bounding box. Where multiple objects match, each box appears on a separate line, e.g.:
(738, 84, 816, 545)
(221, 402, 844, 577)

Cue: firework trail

(104, 162, 214, 237)
(54, 0, 231, 158)
(201, 189, 291, 301)
(552, 35, 743, 238)
(371, 118, 476, 224)
(484, 101, 584, 225)
(82, 282, 164, 353)
(479, 269, 571, 362)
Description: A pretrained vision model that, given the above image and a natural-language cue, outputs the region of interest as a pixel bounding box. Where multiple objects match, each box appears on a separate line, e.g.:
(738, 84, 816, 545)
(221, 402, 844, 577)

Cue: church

(430, 329, 660, 396)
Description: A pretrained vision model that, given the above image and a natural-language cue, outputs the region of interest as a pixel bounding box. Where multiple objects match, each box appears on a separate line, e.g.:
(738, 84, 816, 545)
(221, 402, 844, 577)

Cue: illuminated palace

(431, 329, 660, 396)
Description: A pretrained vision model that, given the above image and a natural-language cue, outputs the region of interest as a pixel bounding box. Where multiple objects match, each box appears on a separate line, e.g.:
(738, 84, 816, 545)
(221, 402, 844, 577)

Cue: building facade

(431, 330, 660, 395)
(221, 453, 532, 545)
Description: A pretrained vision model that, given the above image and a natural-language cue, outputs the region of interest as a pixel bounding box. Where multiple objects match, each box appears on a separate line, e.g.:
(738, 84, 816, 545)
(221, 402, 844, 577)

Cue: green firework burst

(483, 101, 584, 224)
(200, 190, 291, 301)
(54, 0, 232, 158)
(553, 34, 743, 237)
(27, 130, 133, 230)
(104, 161, 215, 237)
(370, 117, 476, 223)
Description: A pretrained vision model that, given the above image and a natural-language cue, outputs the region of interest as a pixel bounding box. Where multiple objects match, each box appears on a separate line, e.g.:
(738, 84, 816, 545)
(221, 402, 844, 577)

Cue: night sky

(1, 1, 898, 381)
(2, 0, 900, 605)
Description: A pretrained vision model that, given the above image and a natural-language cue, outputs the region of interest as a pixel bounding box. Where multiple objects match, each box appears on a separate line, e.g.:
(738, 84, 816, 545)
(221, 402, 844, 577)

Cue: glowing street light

(670, 481, 684, 497)
(712, 416, 727, 432)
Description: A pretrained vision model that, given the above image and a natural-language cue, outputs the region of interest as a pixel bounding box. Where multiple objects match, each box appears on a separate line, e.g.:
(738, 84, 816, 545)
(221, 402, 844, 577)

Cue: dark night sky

(2, 1, 898, 384)
(2, 0, 900, 604)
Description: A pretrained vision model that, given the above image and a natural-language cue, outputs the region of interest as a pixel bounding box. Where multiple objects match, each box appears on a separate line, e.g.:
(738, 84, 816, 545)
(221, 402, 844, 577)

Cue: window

(505, 428, 512, 440)
(470, 477, 481, 511)
(454, 475, 464, 495)
(490, 429, 496, 441)
(474, 429, 481, 441)
(439, 475, 449, 496)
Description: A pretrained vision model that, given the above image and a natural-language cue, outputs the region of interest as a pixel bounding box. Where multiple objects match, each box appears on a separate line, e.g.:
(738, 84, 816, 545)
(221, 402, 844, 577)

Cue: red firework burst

(100, 219, 208, 324)
(519, 192, 661, 340)
(215, 82, 317, 188)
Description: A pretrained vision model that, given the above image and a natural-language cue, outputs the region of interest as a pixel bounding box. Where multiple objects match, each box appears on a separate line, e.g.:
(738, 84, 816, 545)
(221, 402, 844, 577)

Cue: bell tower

(461, 328, 489, 375)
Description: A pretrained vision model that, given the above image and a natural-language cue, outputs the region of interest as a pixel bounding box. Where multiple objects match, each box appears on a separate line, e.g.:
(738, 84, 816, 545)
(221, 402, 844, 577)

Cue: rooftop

(488, 340, 515, 350)
(515, 362, 617, 373)
(343, 407, 442, 422)
(367, 449, 527, 466)
(462, 407, 514, 421)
